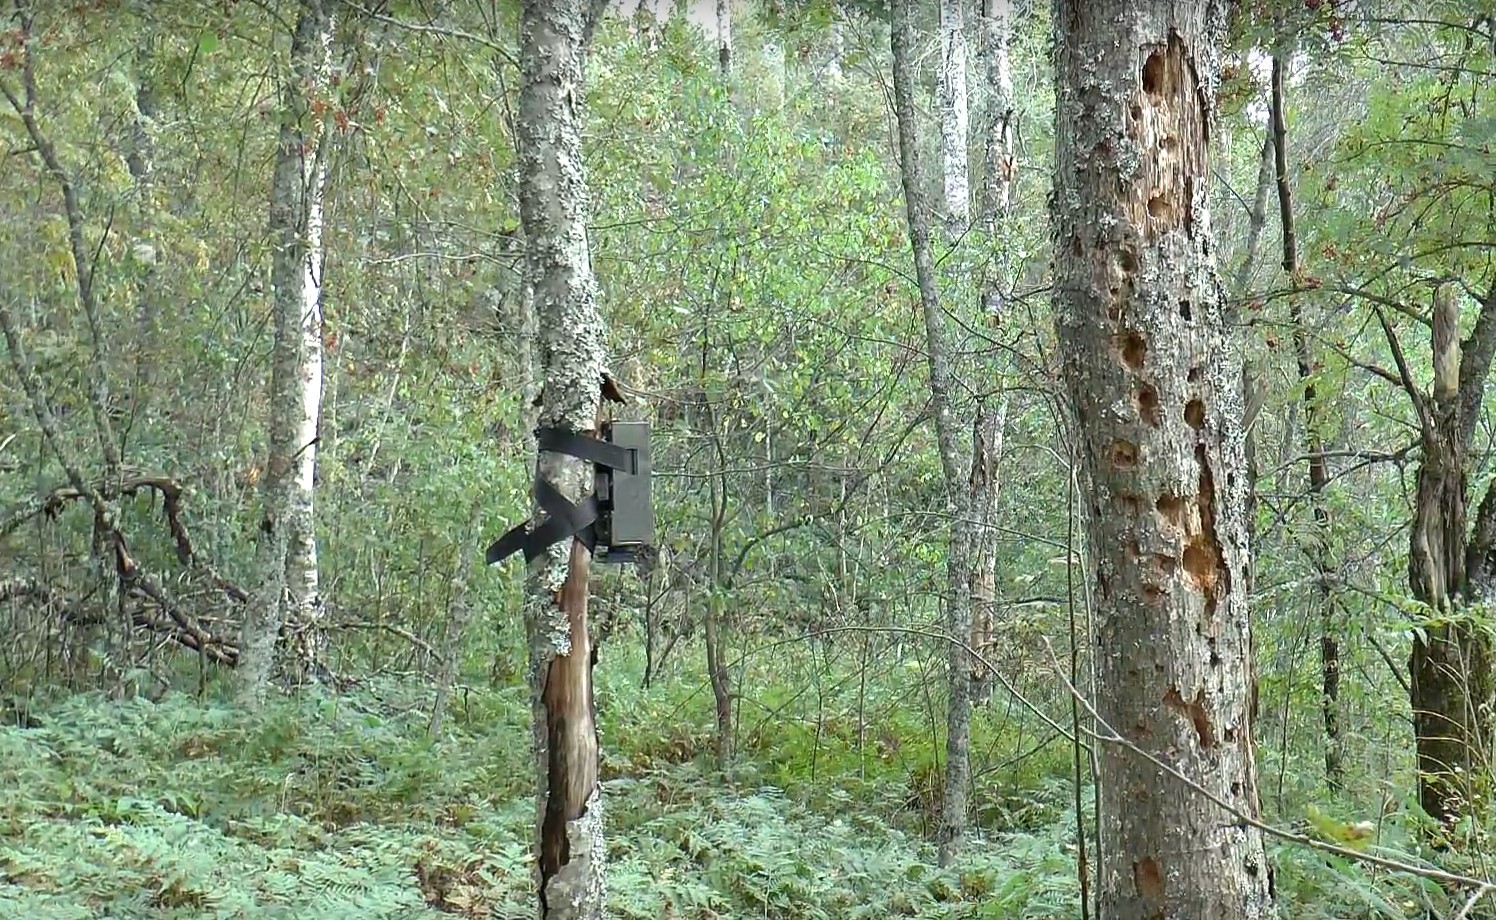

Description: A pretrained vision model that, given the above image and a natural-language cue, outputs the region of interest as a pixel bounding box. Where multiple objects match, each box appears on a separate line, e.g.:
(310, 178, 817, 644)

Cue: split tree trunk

(1407, 284, 1496, 833)
(1052, 3, 1276, 916)
(237, 0, 332, 708)
(515, 1, 610, 915)
(890, 0, 973, 869)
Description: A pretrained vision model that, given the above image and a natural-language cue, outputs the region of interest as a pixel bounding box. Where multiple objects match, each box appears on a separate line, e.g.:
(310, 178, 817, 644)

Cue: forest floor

(0, 665, 1079, 920)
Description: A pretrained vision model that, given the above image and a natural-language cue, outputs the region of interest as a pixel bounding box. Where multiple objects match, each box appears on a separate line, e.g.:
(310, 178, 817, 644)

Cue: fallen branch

(324, 618, 435, 659)
(5, 474, 250, 604)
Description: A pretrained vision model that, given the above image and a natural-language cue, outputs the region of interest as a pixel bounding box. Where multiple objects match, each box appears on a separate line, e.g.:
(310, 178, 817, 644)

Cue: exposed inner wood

(539, 536, 599, 896)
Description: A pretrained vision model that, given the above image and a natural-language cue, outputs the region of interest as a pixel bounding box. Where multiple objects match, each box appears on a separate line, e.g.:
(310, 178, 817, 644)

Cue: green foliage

(0, 684, 1083, 919)
(2, 2, 1495, 918)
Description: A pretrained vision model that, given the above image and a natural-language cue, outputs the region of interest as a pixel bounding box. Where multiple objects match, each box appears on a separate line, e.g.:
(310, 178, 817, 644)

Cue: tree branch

(0, 20, 121, 475)
(1372, 303, 1435, 441)
(1270, 50, 1296, 274)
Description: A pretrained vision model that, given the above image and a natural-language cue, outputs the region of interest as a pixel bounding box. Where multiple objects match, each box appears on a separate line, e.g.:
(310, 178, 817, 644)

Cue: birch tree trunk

(716, 0, 732, 79)
(237, 0, 332, 707)
(516, 1, 610, 915)
(1052, 3, 1276, 916)
(936, 0, 969, 233)
(286, 64, 330, 676)
(968, 0, 1016, 705)
(890, 0, 973, 869)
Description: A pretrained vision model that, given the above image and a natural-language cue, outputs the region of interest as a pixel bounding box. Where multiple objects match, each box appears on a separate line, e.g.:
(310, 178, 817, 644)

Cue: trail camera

(594, 421, 653, 563)
(485, 420, 654, 567)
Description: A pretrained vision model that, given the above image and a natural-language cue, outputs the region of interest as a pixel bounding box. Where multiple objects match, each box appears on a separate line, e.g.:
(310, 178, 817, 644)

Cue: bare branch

(1327, 284, 1429, 326)
(334, 0, 517, 67)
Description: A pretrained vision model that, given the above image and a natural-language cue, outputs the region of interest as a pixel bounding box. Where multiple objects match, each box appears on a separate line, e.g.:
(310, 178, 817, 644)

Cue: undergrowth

(0, 679, 1079, 919)
(0, 660, 1446, 918)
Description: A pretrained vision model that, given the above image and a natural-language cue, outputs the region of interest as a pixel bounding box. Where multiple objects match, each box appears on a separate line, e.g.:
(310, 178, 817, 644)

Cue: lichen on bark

(1053, 2, 1275, 917)
(237, 0, 333, 708)
(515, 1, 610, 917)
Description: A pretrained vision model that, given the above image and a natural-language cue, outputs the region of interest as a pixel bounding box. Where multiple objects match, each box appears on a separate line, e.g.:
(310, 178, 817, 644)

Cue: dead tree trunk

(968, 0, 1017, 705)
(515, 1, 611, 915)
(1052, 2, 1276, 916)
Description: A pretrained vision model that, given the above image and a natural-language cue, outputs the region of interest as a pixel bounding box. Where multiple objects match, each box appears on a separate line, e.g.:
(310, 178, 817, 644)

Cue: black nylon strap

(485, 481, 600, 565)
(485, 522, 528, 566)
(486, 427, 624, 566)
(537, 427, 634, 472)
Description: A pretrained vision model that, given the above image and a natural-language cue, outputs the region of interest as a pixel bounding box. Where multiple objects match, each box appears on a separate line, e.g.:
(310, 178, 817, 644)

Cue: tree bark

(1052, 3, 1276, 917)
(516, 1, 610, 915)
(937, 0, 970, 232)
(968, 0, 1017, 705)
(1269, 48, 1341, 792)
(716, 0, 732, 79)
(890, 0, 973, 869)
(237, 0, 332, 708)
(1407, 284, 1494, 833)
(125, 36, 161, 426)
(977, 0, 1015, 224)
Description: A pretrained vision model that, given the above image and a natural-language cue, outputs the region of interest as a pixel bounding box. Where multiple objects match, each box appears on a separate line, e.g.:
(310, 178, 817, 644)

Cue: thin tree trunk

(968, 0, 1017, 705)
(286, 36, 331, 678)
(1052, 3, 1276, 917)
(1234, 131, 1275, 602)
(429, 502, 482, 737)
(826, 9, 844, 82)
(125, 36, 160, 428)
(1270, 49, 1342, 792)
(890, 0, 973, 869)
(967, 398, 1007, 705)
(237, 0, 333, 708)
(1231, 133, 1276, 298)
(937, 0, 969, 233)
(516, 1, 610, 915)
(716, 0, 732, 79)
(705, 437, 733, 767)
